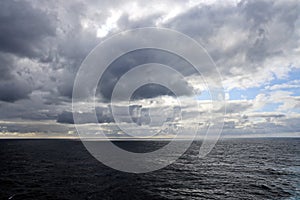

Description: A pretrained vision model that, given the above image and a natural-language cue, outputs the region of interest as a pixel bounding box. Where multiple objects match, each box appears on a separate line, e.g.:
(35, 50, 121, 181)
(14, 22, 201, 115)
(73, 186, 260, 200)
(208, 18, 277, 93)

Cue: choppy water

(0, 138, 299, 200)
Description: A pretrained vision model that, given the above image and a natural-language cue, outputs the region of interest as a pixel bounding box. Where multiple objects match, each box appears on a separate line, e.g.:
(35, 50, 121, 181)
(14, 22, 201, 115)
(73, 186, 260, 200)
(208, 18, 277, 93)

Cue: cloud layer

(0, 0, 299, 138)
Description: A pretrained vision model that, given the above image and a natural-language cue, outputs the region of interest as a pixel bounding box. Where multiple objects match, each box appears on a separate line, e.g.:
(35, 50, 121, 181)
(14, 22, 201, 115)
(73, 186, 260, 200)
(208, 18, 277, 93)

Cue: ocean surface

(0, 138, 299, 200)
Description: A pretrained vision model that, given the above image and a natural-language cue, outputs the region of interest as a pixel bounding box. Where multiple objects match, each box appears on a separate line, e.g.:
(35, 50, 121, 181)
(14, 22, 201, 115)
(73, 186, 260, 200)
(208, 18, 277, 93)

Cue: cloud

(0, 0, 299, 138)
(265, 80, 300, 90)
(57, 107, 115, 124)
(0, 0, 57, 102)
(167, 0, 300, 89)
(57, 111, 74, 124)
(220, 100, 253, 113)
(97, 49, 196, 101)
(2, 0, 299, 103)
(0, 76, 32, 102)
(0, 120, 74, 137)
(0, 0, 56, 58)
(0, 53, 33, 102)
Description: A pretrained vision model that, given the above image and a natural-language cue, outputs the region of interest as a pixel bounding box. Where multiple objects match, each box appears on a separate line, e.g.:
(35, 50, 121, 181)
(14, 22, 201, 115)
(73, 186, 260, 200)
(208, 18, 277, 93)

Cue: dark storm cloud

(0, 0, 56, 58)
(98, 49, 196, 101)
(0, 53, 14, 80)
(0, 0, 57, 102)
(0, 92, 60, 120)
(57, 111, 74, 124)
(130, 84, 176, 100)
(0, 53, 33, 102)
(0, 77, 32, 102)
(57, 107, 115, 124)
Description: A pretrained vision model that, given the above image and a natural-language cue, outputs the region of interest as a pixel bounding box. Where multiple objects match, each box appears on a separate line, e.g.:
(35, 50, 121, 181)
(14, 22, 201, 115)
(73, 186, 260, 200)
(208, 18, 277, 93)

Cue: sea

(0, 138, 299, 200)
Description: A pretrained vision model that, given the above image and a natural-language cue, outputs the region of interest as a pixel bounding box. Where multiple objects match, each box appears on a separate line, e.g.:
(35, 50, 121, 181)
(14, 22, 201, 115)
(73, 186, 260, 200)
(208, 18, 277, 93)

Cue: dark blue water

(0, 138, 299, 199)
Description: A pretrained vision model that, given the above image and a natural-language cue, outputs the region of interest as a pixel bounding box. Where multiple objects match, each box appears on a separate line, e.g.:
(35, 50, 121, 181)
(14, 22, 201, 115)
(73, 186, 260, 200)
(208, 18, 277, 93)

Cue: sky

(0, 0, 300, 138)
